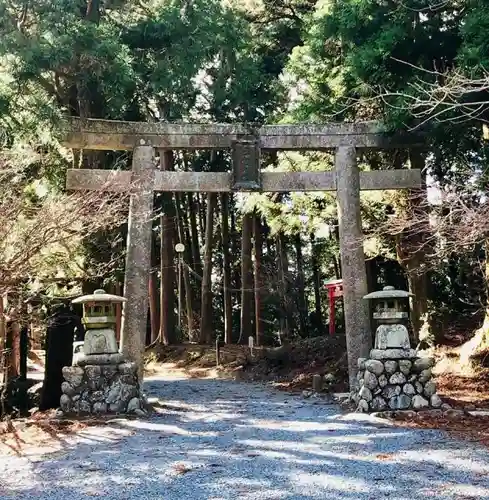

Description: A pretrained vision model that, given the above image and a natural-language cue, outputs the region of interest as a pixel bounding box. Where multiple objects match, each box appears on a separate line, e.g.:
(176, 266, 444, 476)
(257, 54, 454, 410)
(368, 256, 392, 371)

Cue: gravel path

(2, 374, 489, 499)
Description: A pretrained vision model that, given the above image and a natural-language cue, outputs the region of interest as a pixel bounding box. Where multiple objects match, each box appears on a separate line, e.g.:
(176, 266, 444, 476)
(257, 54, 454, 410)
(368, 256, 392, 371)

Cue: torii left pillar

(120, 145, 155, 380)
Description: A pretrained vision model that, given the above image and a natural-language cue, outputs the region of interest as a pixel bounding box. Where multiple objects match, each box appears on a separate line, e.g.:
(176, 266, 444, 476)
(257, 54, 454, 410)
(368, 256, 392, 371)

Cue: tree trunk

(175, 193, 194, 341)
(253, 212, 264, 346)
(221, 193, 233, 344)
(396, 150, 430, 345)
(294, 233, 308, 336)
(276, 231, 292, 343)
(310, 233, 323, 332)
(149, 272, 159, 344)
(239, 214, 253, 344)
(159, 151, 176, 345)
(460, 239, 489, 364)
(200, 193, 217, 344)
(230, 196, 241, 292)
(199, 193, 206, 243)
(188, 193, 203, 279)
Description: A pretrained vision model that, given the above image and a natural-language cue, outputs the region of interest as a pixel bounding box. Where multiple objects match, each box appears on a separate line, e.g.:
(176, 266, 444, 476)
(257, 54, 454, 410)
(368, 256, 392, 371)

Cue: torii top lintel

(62, 118, 422, 151)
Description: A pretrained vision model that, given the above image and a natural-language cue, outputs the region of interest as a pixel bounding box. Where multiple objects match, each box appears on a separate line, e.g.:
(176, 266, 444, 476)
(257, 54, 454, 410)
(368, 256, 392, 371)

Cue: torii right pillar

(335, 146, 372, 390)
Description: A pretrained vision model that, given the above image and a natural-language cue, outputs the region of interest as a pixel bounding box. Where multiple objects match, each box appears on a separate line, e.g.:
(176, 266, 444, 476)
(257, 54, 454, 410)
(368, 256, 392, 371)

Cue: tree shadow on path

(1, 377, 489, 500)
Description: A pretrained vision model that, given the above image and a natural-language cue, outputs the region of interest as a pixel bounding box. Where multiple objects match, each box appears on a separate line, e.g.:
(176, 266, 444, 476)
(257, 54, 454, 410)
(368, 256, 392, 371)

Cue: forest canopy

(0, 0, 488, 353)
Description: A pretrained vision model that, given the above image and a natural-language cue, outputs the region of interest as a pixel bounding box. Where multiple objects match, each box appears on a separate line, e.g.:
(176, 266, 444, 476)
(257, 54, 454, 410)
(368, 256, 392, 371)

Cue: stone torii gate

(63, 118, 422, 388)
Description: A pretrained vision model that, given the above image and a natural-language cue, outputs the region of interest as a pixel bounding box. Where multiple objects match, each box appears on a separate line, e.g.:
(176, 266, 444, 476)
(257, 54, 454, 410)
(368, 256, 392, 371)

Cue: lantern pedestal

(59, 290, 146, 416)
(60, 362, 144, 415)
(353, 351, 442, 412)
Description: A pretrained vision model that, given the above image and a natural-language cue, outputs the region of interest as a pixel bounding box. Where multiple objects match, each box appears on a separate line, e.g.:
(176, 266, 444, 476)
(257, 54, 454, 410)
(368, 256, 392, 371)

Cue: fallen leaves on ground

(393, 413, 489, 447)
(172, 463, 193, 475)
(0, 410, 113, 456)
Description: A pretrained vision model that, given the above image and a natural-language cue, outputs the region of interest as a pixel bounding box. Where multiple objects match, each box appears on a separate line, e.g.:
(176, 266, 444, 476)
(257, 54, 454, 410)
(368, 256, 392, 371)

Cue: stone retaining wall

(59, 362, 146, 416)
(353, 355, 443, 412)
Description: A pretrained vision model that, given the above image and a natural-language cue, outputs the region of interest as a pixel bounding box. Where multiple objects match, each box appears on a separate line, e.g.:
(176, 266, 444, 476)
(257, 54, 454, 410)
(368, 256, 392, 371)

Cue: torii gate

(63, 118, 422, 388)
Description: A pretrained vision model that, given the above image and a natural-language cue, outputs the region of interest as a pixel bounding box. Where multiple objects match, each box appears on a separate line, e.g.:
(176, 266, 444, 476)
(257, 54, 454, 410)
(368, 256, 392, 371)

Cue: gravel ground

(1, 374, 489, 499)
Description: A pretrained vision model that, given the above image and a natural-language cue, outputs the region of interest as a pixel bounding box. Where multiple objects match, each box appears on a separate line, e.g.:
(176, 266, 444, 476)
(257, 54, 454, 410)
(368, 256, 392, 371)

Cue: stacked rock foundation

(353, 349, 442, 412)
(60, 361, 145, 415)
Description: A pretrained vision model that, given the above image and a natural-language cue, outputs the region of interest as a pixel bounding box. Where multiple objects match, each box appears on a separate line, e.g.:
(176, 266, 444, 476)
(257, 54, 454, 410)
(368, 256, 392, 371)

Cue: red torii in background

(324, 279, 343, 335)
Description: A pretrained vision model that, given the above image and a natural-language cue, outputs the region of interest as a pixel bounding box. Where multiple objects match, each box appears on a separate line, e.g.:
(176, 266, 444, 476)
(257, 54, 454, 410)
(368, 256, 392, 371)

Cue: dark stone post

(39, 304, 79, 410)
(335, 146, 372, 389)
(120, 145, 154, 380)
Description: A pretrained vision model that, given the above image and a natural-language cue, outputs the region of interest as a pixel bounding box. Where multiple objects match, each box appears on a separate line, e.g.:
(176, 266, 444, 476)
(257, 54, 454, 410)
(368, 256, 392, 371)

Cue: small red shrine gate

(324, 279, 343, 335)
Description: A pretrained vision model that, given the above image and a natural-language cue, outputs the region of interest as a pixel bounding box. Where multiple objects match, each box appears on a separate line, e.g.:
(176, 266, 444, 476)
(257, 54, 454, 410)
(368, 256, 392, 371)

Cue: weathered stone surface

(415, 381, 423, 394)
(84, 328, 118, 356)
(118, 362, 138, 375)
(371, 396, 387, 411)
(430, 394, 442, 408)
(77, 353, 124, 366)
(382, 385, 401, 399)
(408, 374, 417, 383)
(412, 395, 429, 410)
(359, 386, 373, 402)
(90, 390, 105, 403)
(403, 383, 416, 396)
(441, 403, 452, 411)
(93, 402, 107, 413)
(365, 360, 384, 376)
(351, 391, 360, 405)
(127, 397, 141, 412)
(312, 374, 323, 393)
(61, 382, 76, 397)
(78, 400, 91, 413)
(384, 360, 398, 374)
(389, 394, 411, 410)
(399, 360, 412, 375)
(119, 146, 154, 380)
(121, 383, 138, 402)
(358, 358, 366, 370)
(413, 357, 435, 372)
(357, 399, 369, 413)
(109, 400, 128, 413)
(374, 324, 411, 350)
(424, 381, 437, 398)
(364, 371, 378, 390)
(62, 366, 84, 386)
(418, 369, 432, 383)
(120, 374, 137, 385)
(389, 372, 407, 385)
(378, 374, 388, 388)
(102, 365, 119, 378)
(370, 348, 417, 360)
(85, 365, 102, 379)
(60, 394, 71, 412)
(105, 382, 122, 404)
(64, 118, 423, 151)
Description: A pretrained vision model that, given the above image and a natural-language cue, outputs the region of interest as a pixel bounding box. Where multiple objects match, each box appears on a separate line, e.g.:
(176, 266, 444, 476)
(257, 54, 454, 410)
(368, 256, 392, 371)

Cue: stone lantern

(71, 289, 125, 366)
(363, 285, 413, 352)
(60, 289, 145, 416)
(353, 285, 443, 413)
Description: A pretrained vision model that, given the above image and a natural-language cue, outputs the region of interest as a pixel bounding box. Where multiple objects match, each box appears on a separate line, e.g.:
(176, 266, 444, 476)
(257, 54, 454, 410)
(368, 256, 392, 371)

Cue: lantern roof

(363, 285, 413, 300)
(72, 289, 126, 304)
